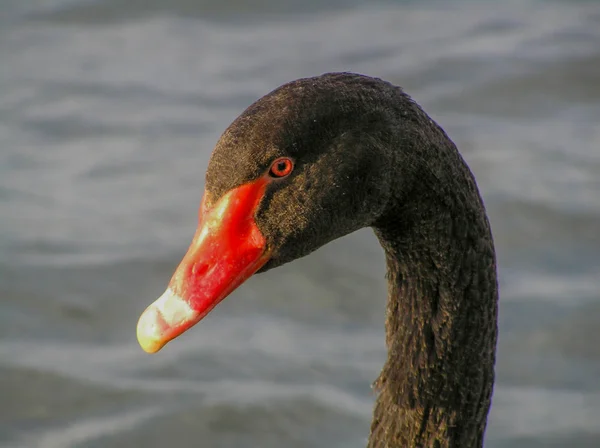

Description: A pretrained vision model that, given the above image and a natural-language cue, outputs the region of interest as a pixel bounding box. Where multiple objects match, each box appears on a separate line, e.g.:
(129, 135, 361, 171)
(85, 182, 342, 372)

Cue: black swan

(137, 73, 498, 447)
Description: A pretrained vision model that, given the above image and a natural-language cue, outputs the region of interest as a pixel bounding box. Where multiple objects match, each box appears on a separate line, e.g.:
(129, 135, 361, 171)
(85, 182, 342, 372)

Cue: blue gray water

(1, 0, 600, 446)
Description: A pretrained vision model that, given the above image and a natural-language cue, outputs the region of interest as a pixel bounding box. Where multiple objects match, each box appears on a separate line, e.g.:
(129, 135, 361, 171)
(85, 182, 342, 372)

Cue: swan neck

(368, 197, 498, 447)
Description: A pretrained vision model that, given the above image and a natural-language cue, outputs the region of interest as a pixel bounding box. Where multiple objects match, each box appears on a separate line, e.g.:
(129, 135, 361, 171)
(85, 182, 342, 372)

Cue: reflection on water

(1, 0, 599, 446)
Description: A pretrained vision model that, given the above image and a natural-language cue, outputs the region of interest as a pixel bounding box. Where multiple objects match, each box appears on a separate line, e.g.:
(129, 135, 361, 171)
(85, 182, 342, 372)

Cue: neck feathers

(368, 175, 498, 448)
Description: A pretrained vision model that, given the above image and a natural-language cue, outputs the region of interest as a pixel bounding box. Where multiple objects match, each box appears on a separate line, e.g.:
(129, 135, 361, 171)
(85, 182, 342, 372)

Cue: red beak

(137, 177, 270, 353)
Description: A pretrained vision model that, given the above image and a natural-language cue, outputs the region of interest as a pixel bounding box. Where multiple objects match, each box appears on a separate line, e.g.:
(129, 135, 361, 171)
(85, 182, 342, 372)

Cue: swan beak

(136, 178, 271, 353)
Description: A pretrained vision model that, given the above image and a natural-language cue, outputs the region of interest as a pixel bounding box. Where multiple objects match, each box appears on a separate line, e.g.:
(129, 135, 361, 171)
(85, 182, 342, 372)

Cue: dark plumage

(206, 72, 498, 447)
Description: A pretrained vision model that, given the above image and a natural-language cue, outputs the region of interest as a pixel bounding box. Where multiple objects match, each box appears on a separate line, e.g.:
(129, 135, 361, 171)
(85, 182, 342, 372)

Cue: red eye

(269, 157, 294, 178)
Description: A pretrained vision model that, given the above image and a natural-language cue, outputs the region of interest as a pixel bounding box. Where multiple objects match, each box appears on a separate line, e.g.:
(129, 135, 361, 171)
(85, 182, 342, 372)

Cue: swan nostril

(192, 263, 209, 276)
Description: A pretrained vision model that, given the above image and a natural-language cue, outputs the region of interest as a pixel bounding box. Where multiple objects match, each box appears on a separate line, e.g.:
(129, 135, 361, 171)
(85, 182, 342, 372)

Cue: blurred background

(1, 0, 599, 447)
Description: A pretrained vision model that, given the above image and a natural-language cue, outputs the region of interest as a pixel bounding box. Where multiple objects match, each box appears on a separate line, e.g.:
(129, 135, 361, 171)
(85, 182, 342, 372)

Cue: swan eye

(269, 157, 294, 178)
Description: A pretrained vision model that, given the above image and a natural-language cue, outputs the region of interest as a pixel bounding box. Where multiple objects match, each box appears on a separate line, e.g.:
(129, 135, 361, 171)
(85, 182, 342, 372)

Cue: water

(1, 0, 599, 446)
